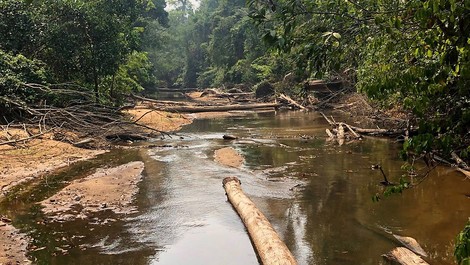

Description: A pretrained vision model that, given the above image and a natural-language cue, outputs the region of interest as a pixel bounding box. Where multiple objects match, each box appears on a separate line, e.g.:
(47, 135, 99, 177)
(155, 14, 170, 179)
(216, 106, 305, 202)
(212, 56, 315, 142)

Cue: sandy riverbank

(0, 109, 191, 264)
(41, 161, 145, 222)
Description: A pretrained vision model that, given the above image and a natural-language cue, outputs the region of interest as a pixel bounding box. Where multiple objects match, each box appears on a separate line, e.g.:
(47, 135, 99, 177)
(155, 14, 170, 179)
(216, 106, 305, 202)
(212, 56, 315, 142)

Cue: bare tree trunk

(94, 70, 99, 102)
(223, 177, 297, 265)
(110, 74, 116, 100)
(382, 247, 429, 265)
(158, 103, 281, 113)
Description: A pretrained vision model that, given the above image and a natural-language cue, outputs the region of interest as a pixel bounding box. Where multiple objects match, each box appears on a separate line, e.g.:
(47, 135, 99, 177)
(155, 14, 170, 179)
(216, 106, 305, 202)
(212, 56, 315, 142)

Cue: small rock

(223, 135, 238, 140)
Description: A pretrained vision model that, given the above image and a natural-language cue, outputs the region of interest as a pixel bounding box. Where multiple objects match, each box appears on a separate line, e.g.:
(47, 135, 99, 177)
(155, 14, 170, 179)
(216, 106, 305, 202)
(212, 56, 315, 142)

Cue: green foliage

(0, 0, 39, 55)
(101, 51, 155, 104)
(455, 220, 470, 265)
(153, 0, 284, 88)
(0, 51, 47, 89)
(383, 177, 410, 197)
(249, 0, 470, 162)
(0, 0, 168, 107)
(0, 50, 48, 115)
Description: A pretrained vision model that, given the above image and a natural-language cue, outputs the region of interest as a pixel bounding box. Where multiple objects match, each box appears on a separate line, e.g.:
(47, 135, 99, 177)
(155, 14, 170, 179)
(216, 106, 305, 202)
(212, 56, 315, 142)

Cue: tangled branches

(1, 83, 169, 147)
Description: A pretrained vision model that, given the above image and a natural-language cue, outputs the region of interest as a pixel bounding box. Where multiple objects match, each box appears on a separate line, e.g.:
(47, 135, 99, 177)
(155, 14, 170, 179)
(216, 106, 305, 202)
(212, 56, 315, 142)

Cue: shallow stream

(2, 110, 469, 264)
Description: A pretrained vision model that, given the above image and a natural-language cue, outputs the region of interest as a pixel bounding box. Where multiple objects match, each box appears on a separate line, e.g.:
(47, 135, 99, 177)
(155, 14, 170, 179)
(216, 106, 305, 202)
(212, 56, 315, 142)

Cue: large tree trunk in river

(223, 177, 297, 265)
(160, 103, 280, 113)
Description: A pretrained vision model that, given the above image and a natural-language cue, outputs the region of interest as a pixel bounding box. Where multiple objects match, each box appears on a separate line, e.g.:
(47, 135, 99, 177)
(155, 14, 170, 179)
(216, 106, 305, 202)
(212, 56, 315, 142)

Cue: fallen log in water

(222, 177, 297, 265)
(130, 94, 190, 106)
(159, 103, 281, 113)
(320, 112, 406, 137)
(382, 247, 429, 265)
(153, 88, 199, 92)
(393, 235, 427, 257)
(278, 93, 306, 110)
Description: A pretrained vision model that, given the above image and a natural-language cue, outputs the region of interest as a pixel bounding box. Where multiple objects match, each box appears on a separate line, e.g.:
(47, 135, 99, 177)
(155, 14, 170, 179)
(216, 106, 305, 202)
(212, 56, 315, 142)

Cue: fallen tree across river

(155, 102, 281, 113)
(223, 177, 297, 265)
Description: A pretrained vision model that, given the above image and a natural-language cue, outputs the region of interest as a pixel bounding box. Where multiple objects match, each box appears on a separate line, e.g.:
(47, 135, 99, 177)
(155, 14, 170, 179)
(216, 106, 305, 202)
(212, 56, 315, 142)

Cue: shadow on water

(1, 110, 469, 265)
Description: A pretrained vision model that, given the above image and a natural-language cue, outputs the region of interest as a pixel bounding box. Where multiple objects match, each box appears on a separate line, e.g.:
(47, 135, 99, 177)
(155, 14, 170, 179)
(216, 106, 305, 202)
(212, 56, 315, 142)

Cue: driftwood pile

(0, 83, 171, 147)
(320, 112, 410, 145)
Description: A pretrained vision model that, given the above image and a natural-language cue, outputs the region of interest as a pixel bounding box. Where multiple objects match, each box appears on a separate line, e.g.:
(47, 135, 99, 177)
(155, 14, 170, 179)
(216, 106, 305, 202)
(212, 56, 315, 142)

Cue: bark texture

(382, 247, 429, 265)
(223, 177, 297, 265)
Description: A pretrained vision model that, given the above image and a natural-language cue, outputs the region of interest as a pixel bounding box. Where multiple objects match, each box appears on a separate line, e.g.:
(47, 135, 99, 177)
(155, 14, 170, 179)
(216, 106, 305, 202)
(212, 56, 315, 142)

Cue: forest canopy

(1, 0, 469, 163)
(0, 0, 168, 115)
(1, 1, 469, 263)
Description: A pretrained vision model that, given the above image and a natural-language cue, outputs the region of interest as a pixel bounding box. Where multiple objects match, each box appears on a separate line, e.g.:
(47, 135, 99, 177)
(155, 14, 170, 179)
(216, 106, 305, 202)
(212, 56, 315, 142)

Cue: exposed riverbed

(1, 110, 469, 264)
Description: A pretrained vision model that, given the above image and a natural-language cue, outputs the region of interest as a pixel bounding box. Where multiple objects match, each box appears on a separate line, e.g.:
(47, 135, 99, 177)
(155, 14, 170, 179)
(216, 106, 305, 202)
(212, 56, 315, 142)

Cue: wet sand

(0, 218, 30, 265)
(214, 147, 244, 168)
(41, 161, 145, 222)
(0, 110, 190, 263)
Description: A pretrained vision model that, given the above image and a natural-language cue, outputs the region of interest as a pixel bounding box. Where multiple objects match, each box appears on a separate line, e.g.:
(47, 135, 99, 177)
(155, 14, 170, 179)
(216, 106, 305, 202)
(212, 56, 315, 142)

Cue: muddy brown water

(1, 111, 469, 265)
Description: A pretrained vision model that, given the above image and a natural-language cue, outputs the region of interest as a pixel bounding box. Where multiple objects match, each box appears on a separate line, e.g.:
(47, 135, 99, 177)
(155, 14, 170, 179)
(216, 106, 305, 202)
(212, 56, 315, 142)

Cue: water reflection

(3, 111, 469, 265)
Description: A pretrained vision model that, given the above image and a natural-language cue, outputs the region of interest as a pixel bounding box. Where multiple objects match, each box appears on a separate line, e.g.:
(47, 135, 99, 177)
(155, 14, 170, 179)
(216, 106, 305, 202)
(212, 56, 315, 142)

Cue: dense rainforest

(1, 0, 469, 263)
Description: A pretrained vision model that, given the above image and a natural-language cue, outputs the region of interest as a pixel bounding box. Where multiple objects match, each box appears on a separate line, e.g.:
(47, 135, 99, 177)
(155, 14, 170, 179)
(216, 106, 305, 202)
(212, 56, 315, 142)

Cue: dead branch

(457, 168, 470, 180)
(2, 83, 177, 146)
(451, 151, 469, 169)
(0, 127, 56, 146)
(341, 122, 361, 139)
(373, 164, 392, 186)
(278, 93, 306, 110)
(132, 109, 163, 124)
(319, 112, 406, 137)
(320, 112, 335, 126)
(337, 123, 345, 145)
(72, 138, 94, 147)
(325, 128, 335, 138)
(316, 87, 349, 107)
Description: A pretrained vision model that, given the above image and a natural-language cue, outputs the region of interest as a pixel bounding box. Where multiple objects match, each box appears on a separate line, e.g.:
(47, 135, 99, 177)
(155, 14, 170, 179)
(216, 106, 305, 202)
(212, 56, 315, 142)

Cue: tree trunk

(159, 103, 281, 113)
(382, 247, 429, 265)
(223, 177, 297, 265)
(94, 70, 99, 102)
(392, 235, 427, 257)
(278, 94, 306, 110)
(110, 74, 116, 100)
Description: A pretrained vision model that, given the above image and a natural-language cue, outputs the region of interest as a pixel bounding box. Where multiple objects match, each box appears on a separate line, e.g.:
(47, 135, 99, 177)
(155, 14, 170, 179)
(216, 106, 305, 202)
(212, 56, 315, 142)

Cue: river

(1, 110, 469, 264)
